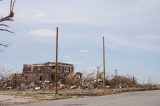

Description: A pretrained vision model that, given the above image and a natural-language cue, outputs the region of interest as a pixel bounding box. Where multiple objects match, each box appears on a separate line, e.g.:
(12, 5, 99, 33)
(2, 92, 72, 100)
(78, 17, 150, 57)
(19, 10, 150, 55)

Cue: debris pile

(1, 67, 156, 91)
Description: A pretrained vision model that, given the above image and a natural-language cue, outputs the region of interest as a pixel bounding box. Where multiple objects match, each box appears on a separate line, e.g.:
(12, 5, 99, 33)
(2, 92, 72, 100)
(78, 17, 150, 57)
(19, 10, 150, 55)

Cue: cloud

(80, 49, 89, 53)
(29, 29, 55, 37)
(62, 55, 71, 59)
(34, 12, 48, 19)
(87, 66, 97, 71)
(15, 0, 160, 29)
(63, 61, 83, 65)
(137, 35, 160, 40)
(107, 34, 160, 53)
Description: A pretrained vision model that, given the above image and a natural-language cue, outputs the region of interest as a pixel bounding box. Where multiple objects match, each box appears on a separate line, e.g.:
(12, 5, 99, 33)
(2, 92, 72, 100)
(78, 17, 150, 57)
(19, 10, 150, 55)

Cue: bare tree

(0, 0, 16, 51)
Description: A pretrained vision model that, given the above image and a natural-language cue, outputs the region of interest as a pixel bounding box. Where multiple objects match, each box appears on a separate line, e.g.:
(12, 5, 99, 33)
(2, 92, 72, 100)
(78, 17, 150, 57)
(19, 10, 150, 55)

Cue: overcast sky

(0, 0, 160, 83)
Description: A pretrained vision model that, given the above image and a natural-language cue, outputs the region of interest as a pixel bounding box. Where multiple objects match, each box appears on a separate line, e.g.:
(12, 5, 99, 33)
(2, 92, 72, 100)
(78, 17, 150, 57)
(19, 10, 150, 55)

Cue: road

(19, 90, 160, 106)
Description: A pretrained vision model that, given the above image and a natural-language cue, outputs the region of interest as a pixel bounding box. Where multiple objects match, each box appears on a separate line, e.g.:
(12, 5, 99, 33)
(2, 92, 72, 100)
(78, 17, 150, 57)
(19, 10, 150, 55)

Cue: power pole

(103, 36, 106, 90)
(115, 69, 118, 77)
(14, 73, 17, 89)
(55, 27, 59, 94)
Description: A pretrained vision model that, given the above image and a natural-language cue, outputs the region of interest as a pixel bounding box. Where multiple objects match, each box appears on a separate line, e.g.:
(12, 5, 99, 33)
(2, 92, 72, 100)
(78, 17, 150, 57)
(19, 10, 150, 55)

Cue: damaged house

(23, 62, 74, 82)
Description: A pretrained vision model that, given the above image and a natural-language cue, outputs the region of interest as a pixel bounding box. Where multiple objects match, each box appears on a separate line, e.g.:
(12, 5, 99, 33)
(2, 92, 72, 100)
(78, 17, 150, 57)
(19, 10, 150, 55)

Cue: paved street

(19, 90, 160, 106)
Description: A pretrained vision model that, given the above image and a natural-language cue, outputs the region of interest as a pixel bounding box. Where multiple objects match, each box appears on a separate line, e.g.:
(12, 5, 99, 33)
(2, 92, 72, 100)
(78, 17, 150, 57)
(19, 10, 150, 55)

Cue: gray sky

(0, 0, 160, 83)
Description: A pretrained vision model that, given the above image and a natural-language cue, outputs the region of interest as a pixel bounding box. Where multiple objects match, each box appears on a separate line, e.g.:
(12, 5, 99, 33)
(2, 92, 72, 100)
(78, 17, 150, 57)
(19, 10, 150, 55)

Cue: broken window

(64, 67, 69, 73)
(71, 67, 74, 72)
(39, 75, 43, 81)
(37, 66, 42, 73)
(62, 66, 65, 72)
(51, 66, 55, 70)
(37, 66, 41, 70)
(50, 74, 55, 81)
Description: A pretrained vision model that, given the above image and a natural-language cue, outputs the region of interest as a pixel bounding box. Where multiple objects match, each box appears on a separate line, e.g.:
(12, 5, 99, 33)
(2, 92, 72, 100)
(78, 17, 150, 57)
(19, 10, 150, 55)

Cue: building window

(51, 66, 55, 70)
(50, 74, 55, 81)
(37, 66, 41, 70)
(39, 75, 43, 81)
(62, 66, 65, 72)
(64, 67, 69, 73)
(37, 66, 42, 73)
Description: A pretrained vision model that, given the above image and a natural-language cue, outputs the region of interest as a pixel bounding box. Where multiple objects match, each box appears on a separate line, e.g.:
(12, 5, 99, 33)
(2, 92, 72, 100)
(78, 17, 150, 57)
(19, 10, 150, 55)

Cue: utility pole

(14, 73, 17, 89)
(103, 36, 106, 90)
(55, 27, 59, 94)
(115, 69, 118, 77)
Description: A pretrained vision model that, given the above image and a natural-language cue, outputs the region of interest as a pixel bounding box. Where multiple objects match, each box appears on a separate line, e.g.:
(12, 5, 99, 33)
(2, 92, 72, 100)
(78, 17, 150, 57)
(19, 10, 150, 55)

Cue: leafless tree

(0, 0, 16, 51)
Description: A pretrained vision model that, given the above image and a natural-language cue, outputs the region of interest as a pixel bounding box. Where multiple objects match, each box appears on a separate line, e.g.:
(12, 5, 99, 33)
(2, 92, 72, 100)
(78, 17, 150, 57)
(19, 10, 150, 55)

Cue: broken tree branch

(0, 0, 16, 23)
(0, 29, 13, 33)
(0, 43, 8, 47)
(0, 0, 16, 33)
(0, 0, 16, 51)
(0, 24, 9, 27)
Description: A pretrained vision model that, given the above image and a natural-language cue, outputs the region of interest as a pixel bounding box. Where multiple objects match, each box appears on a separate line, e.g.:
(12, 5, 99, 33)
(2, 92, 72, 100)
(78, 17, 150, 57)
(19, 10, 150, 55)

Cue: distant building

(23, 62, 74, 82)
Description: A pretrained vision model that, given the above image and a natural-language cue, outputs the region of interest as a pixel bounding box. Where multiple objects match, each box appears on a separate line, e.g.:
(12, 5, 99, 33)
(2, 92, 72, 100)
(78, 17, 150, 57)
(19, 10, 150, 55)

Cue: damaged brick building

(23, 62, 74, 82)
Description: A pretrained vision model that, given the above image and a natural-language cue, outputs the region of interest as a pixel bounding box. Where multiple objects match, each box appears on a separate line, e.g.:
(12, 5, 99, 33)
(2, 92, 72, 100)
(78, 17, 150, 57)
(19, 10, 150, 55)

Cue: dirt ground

(0, 93, 37, 105)
(18, 90, 160, 106)
(0, 87, 159, 105)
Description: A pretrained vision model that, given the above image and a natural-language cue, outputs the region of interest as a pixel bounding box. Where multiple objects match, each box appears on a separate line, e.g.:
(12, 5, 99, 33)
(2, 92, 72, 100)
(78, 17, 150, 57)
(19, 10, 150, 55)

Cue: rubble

(0, 65, 142, 91)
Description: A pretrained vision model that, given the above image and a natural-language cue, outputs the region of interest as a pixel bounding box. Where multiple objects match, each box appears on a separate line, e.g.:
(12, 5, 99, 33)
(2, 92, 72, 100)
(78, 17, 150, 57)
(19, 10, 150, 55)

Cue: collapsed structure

(23, 62, 74, 82)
